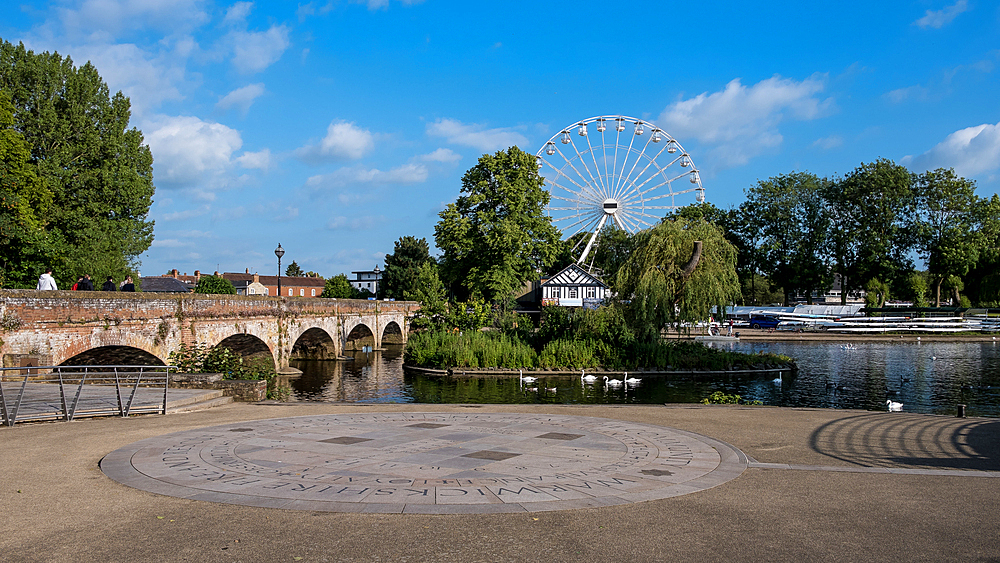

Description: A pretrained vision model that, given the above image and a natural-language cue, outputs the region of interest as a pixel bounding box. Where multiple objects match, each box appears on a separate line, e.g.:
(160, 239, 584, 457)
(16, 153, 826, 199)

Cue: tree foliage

(382, 236, 434, 300)
(744, 172, 832, 305)
(321, 273, 354, 298)
(616, 218, 740, 340)
(0, 41, 155, 289)
(194, 275, 236, 295)
(284, 261, 303, 277)
(914, 168, 980, 306)
(435, 146, 562, 303)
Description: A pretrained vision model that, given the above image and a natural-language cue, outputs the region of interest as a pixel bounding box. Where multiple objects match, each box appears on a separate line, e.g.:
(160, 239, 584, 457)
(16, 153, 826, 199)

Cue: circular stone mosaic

(101, 413, 747, 514)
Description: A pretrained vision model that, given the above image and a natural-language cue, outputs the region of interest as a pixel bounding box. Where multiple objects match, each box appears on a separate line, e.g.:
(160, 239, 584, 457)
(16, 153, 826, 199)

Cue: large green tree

(435, 146, 562, 302)
(0, 41, 155, 288)
(615, 218, 740, 340)
(744, 172, 832, 305)
(321, 273, 354, 298)
(823, 159, 916, 304)
(913, 168, 981, 306)
(382, 236, 434, 300)
(0, 89, 51, 287)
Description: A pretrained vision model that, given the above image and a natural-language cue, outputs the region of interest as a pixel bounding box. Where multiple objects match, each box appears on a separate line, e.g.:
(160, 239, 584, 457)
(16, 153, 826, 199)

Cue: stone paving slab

(100, 412, 746, 514)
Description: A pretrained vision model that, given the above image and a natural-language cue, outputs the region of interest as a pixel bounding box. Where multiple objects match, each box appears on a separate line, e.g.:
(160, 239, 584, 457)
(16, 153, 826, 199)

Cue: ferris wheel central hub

(602, 199, 619, 214)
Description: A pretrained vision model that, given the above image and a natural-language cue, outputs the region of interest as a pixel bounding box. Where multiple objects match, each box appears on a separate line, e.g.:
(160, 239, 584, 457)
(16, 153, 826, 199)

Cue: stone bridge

(0, 290, 419, 371)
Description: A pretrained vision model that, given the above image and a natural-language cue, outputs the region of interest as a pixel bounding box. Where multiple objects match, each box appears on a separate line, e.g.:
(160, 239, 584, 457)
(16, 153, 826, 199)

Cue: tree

(382, 236, 434, 300)
(744, 172, 832, 305)
(194, 275, 235, 295)
(285, 261, 303, 277)
(405, 261, 447, 329)
(615, 217, 740, 340)
(0, 41, 155, 289)
(914, 168, 980, 307)
(824, 159, 916, 305)
(321, 273, 354, 298)
(435, 146, 562, 303)
(0, 89, 51, 287)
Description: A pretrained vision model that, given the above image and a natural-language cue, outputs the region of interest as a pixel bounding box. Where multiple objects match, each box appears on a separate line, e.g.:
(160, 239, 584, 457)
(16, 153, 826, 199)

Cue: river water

(287, 340, 1000, 417)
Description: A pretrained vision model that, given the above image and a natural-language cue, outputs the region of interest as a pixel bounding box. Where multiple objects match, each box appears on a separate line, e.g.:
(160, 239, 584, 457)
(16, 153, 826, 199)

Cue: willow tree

(616, 218, 739, 340)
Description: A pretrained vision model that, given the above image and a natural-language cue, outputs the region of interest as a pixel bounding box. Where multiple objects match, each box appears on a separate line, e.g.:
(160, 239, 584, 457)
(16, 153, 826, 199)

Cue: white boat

(695, 335, 740, 342)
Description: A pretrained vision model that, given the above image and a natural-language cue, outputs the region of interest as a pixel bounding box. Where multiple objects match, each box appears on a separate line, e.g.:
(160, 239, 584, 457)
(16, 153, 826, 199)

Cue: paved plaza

(3, 402, 999, 562)
(102, 413, 744, 513)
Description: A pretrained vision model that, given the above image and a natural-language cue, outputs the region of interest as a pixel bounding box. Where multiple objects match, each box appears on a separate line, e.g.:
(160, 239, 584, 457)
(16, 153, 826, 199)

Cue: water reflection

(287, 341, 1000, 417)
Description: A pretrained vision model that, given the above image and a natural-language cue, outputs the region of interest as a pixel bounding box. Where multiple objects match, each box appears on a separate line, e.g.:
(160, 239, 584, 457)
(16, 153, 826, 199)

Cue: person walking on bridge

(79, 274, 94, 291)
(36, 268, 58, 290)
(102, 276, 116, 291)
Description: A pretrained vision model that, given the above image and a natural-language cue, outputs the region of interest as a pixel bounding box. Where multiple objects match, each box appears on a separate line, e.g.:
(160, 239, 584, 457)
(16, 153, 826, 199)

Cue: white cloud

(913, 0, 968, 29)
(427, 118, 529, 152)
(812, 135, 843, 150)
(53, 0, 210, 41)
(656, 75, 833, 167)
(298, 121, 375, 162)
(420, 148, 461, 163)
(217, 83, 265, 113)
(161, 205, 211, 221)
(328, 215, 387, 230)
(224, 1, 254, 25)
(145, 115, 242, 187)
(306, 163, 428, 189)
(236, 148, 273, 170)
(227, 25, 290, 74)
(903, 121, 1000, 177)
(150, 238, 188, 248)
(884, 85, 930, 104)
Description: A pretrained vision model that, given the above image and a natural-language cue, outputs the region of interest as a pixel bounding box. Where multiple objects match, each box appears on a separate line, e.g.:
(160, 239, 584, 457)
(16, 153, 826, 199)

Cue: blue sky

(3, 0, 999, 279)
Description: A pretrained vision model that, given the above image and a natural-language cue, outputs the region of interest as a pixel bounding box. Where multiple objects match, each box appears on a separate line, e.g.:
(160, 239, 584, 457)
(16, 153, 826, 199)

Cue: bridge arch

(210, 333, 276, 372)
(343, 322, 376, 352)
(381, 320, 405, 345)
(60, 345, 166, 367)
(54, 332, 164, 367)
(291, 327, 338, 360)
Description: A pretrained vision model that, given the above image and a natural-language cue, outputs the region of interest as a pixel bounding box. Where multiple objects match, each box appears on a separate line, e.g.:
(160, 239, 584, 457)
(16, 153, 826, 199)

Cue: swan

(886, 399, 903, 412)
(773, 372, 783, 385)
(581, 370, 598, 383)
(604, 375, 623, 388)
(624, 372, 642, 385)
(519, 370, 537, 384)
(546, 387, 557, 393)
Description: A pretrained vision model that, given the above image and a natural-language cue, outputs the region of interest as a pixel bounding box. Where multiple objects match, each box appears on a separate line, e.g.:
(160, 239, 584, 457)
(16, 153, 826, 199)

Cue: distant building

(139, 276, 194, 293)
(159, 269, 325, 297)
(540, 263, 610, 309)
(222, 271, 325, 297)
(350, 266, 382, 296)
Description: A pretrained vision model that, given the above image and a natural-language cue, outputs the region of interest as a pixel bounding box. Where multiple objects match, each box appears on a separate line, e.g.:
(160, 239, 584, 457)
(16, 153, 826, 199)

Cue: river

(286, 340, 1000, 417)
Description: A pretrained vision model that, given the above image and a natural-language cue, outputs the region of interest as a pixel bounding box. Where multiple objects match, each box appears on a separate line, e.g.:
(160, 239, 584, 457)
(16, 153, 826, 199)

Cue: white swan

(623, 372, 641, 385)
(886, 399, 903, 412)
(604, 375, 623, 388)
(773, 372, 783, 385)
(519, 369, 537, 384)
(581, 370, 598, 383)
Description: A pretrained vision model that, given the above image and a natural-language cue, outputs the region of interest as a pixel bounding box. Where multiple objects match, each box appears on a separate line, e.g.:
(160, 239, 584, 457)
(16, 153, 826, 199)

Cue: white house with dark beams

(540, 263, 610, 308)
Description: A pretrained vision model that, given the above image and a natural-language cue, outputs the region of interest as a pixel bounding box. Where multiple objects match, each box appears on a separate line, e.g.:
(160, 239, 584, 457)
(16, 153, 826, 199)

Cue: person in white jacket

(36, 268, 58, 290)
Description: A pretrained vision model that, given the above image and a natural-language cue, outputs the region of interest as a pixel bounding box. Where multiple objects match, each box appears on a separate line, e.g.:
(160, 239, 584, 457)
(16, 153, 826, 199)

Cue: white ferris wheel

(536, 115, 705, 270)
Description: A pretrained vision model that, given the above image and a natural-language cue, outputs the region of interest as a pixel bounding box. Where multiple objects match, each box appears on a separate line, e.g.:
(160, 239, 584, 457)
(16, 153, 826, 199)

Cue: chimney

(246, 268, 250, 274)
(253, 273, 259, 284)
(194, 270, 200, 278)
(214, 271, 219, 277)
(171, 269, 178, 278)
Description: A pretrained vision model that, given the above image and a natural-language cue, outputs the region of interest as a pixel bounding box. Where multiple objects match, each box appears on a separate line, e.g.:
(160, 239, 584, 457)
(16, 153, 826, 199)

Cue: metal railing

(0, 365, 174, 427)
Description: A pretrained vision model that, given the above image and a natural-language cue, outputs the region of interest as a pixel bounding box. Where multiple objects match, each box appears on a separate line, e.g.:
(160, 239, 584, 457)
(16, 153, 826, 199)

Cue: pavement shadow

(808, 414, 1000, 471)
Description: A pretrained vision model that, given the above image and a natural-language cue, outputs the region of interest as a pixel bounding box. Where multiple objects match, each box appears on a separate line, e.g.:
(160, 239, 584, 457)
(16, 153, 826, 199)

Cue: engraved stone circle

(101, 413, 747, 514)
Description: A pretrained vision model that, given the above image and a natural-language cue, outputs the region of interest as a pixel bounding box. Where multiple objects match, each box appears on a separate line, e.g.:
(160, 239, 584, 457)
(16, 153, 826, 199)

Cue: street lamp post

(275, 243, 285, 297)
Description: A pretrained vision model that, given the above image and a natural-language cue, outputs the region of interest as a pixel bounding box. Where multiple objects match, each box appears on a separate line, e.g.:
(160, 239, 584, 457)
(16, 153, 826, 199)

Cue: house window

(264, 288, 269, 295)
(311, 289, 316, 296)
(588, 287, 595, 298)
(569, 287, 578, 299)
(288, 288, 293, 296)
